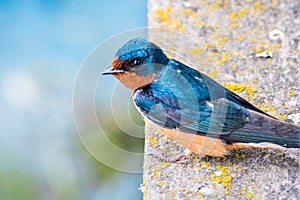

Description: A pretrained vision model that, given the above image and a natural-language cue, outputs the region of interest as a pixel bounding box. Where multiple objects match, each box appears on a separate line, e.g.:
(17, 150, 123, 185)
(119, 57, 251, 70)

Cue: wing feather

(134, 84, 250, 136)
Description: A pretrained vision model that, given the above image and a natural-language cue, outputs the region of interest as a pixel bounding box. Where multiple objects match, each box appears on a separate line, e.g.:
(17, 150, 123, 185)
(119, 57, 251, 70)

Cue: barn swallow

(102, 38, 300, 161)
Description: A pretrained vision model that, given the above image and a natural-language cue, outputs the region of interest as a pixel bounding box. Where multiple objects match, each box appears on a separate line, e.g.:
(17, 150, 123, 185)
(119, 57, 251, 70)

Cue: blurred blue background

(0, 0, 147, 199)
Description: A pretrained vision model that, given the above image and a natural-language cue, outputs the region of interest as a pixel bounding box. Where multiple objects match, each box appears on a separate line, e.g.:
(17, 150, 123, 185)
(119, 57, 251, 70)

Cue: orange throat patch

(115, 72, 157, 90)
(110, 57, 157, 90)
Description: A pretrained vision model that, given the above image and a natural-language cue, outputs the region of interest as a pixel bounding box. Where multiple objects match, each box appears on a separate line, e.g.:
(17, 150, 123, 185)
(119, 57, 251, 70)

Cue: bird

(102, 38, 300, 161)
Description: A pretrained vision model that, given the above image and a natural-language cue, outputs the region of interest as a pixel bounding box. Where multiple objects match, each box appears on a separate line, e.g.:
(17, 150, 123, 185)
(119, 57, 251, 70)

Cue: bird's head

(102, 38, 169, 90)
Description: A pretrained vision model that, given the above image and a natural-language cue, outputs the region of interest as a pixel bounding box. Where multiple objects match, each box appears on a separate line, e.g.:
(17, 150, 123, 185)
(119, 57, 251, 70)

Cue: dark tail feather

(223, 110, 300, 148)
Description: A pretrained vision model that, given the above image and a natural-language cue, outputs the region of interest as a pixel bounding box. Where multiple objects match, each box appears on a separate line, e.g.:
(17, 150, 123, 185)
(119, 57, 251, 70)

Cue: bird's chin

(116, 72, 157, 90)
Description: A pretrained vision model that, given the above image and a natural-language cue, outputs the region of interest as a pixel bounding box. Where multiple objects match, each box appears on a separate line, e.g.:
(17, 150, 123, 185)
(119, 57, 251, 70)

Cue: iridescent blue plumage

(103, 38, 300, 151)
(116, 38, 168, 66)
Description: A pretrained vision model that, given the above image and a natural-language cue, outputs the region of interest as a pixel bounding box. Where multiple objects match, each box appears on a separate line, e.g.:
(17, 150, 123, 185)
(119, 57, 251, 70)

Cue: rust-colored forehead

(111, 57, 126, 69)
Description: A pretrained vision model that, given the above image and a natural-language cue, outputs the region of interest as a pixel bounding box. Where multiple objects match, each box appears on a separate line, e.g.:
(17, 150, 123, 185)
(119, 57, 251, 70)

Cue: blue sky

(0, 1, 147, 199)
(0, 0, 147, 71)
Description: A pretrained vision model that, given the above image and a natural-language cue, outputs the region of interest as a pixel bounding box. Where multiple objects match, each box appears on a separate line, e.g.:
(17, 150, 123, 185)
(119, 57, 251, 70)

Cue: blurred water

(0, 0, 147, 199)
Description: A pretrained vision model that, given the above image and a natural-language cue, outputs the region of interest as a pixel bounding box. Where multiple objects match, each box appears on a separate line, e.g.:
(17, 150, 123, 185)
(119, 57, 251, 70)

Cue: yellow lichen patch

(153, 9, 185, 32)
(210, 166, 233, 188)
(218, 36, 229, 43)
(162, 162, 170, 168)
(230, 12, 239, 21)
(197, 191, 203, 196)
(246, 93, 255, 100)
(231, 64, 237, 70)
(235, 153, 247, 159)
(278, 152, 284, 156)
(208, 71, 220, 79)
(222, 175, 232, 183)
(272, 0, 278, 7)
(190, 47, 203, 55)
(181, 9, 193, 15)
(267, 44, 275, 50)
(208, 52, 220, 57)
(254, 1, 261, 8)
(213, 25, 220, 29)
(196, 21, 204, 27)
(238, 9, 247, 16)
(211, 33, 219, 39)
(268, 106, 275, 112)
(209, 1, 223, 10)
(224, 190, 231, 195)
(204, 43, 212, 49)
(205, 23, 212, 28)
(172, 18, 185, 32)
(288, 90, 296, 96)
(260, 41, 267, 45)
(245, 87, 257, 94)
(251, 37, 257, 42)
(224, 83, 258, 100)
(262, 5, 269, 11)
(216, 165, 230, 175)
(201, 161, 212, 168)
(157, 180, 167, 186)
(237, 35, 246, 41)
(155, 9, 170, 23)
(223, 83, 245, 93)
(210, 174, 221, 183)
(233, 165, 245, 172)
(165, 6, 174, 13)
(233, 51, 244, 57)
(260, 65, 267, 69)
(260, 101, 270, 112)
(142, 180, 148, 199)
(150, 136, 159, 147)
(152, 170, 161, 179)
(179, 26, 185, 32)
(223, 182, 232, 188)
(191, 12, 200, 18)
(217, 53, 232, 65)
(278, 115, 287, 120)
(229, 23, 238, 29)
(256, 47, 263, 53)
(171, 189, 178, 195)
(246, 193, 254, 198)
(165, 53, 175, 59)
(248, 66, 254, 70)
(215, 42, 224, 49)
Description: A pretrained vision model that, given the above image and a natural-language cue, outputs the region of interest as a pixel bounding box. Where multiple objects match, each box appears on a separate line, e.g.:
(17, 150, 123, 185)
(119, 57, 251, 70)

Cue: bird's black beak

(102, 67, 126, 75)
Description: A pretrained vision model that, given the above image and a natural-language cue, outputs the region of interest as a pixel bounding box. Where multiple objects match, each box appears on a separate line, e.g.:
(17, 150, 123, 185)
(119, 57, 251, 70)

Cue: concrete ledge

(143, 0, 300, 199)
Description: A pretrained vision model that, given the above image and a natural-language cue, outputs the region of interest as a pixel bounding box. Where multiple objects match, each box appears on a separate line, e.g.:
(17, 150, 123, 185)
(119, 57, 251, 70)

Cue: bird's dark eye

(130, 59, 143, 67)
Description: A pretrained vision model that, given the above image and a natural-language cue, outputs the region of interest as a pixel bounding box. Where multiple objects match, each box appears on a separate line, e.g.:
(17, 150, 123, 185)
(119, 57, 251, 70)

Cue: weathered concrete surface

(143, 0, 300, 199)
